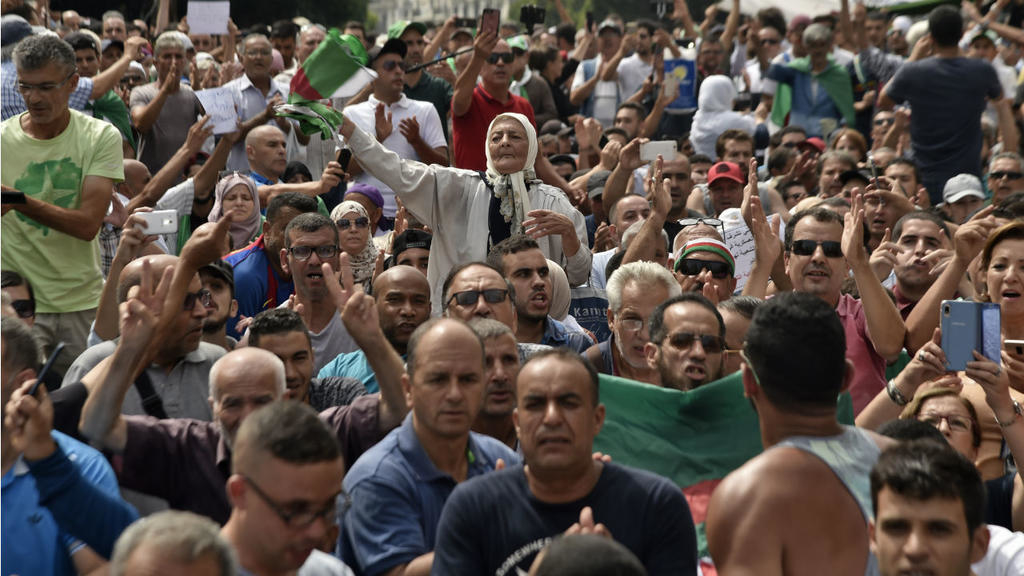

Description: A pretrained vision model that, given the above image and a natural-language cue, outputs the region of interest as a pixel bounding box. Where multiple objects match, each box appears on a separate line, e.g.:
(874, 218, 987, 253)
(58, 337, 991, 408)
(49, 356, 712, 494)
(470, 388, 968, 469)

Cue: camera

(519, 5, 546, 32)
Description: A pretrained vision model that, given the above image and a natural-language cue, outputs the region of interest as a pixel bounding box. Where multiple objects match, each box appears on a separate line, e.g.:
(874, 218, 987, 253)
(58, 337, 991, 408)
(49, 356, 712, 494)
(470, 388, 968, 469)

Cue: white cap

(942, 174, 985, 204)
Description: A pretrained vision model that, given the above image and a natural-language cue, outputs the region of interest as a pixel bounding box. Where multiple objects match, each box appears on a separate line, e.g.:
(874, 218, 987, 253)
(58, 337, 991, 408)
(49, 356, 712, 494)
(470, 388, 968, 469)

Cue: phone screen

(481, 9, 500, 35)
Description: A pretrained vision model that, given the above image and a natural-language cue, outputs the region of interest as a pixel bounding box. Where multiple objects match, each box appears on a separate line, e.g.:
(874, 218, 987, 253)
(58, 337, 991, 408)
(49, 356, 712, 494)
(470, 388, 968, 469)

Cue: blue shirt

(2, 431, 132, 576)
(224, 236, 293, 338)
(338, 414, 519, 576)
(318, 350, 406, 394)
(765, 61, 842, 138)
(542, 316, 593, 355)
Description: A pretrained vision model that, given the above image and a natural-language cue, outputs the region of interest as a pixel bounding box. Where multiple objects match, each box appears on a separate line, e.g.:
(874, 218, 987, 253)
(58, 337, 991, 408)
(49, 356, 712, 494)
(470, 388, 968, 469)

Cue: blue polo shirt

(2, 431, 128, 576)
(223, 235, 294, 338)
(338, 414, 519, 576)
(542, 316, 593, 355)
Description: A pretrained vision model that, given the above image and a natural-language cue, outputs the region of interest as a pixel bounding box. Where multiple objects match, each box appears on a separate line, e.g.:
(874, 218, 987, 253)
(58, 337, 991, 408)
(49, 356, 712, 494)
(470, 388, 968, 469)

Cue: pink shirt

(836, 293, 887, 415)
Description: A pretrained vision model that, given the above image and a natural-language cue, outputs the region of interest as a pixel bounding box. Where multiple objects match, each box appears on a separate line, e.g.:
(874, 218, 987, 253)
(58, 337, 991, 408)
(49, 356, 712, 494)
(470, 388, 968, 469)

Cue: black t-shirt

(431, 462, 698, 576)
(985, 472, 1015, 531)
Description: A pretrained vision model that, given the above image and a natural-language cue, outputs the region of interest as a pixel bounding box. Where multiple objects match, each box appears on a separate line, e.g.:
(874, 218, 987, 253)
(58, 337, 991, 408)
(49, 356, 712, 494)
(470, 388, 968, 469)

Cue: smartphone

(868, 154, 878, 184)
(940, 300, 1001, 371)
(26, 342, 65, 397)
(136, 209, 179, 235)
(586, 11, 595, 33)
(455, 17, 476, 28)
(1006, 340, 1024, 362)
(481, 8, 500, 36)
(640, 140, 678, 162)
(337, 148, 352, 172)
(1, 190, 26, 204)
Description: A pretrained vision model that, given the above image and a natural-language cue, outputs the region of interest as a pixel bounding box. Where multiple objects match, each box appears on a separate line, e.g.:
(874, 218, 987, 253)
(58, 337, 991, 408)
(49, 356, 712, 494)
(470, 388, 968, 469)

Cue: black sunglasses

(990, 171, 1024, 181)
(10, 299, 34, 319)
(183, 288, 213, 311)
(790, 239, 843, 258)
(487, 52, 515, 64)
(759, 38, 780, 45)
(448, 288, 508, 307)
(288, 244, 339, 261)
(336, 217, 369, 230)
(380, 60, 408, 72)
(665, 331, 725, 354)
(677, 258, 732, 279)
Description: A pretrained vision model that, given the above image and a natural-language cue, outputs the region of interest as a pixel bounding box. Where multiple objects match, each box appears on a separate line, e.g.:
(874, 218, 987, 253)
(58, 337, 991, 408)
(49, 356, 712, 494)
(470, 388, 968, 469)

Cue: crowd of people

(2, 0, 1024, 573)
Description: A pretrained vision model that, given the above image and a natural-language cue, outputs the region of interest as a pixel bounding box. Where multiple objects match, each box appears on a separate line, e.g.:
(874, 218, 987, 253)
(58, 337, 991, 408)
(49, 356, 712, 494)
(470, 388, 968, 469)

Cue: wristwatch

(994, 400, 1024, 429)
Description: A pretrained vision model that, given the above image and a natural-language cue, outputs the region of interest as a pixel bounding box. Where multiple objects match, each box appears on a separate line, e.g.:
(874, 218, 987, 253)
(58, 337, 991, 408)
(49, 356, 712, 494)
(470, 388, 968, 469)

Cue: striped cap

(676, 238, 735, 274)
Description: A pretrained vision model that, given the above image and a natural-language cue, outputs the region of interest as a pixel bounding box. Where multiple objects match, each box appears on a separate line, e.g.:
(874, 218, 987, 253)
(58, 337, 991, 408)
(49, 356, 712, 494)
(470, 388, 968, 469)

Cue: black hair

(1, 270, 34, 305)
(892, 211, 951, 242)
(486, 235, 541, 272)
(995, 191, 1024, 219)
(534, 534, 645, 576)
(234, 401, 340, 467)
(744, 292, 846, 410)
(928, 5, 963, 48)
(717, 295, 763, 320)
(756, 8, 786, 38)
(528, 45, 559, 72)
(870, 440, 986, 535)
(876, 418, 948, 444)
(521, 348, 601, 405)
(785, 207, 845, 251)
(715, 129, 754, 159)
(283, 212, 337, 248)
(248, 308, 312, 348)
(689, 153, 713, 165)
(282, 161, 313, 183)
(616, 101, 646, 118)
(269, 19, 299, 39)
(555, 23, 577, 46)
(649, 293, 726, 345)
(266, 192, 318, 223)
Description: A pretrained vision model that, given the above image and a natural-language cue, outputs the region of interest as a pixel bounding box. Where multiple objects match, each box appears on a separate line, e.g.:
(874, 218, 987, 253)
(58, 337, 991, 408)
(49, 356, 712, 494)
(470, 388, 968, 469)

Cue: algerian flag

(593, 372, 854, 574)
(281, 29, 376, 138)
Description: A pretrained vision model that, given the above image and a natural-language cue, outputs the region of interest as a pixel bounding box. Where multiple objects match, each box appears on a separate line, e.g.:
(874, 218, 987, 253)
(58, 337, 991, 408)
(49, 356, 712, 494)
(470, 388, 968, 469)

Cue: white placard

(186, 1, 230, 36)
(724, 215, 784, 292)
(195, 86, 237, 134)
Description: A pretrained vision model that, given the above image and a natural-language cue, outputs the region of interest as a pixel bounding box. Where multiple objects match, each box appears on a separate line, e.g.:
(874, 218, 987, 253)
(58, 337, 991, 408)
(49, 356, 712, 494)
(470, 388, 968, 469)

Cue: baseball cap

(797, 137, 826, 154)
(507, 36, 528, 53)
(942, 174, 985, 204)
(452, 27, 474, 40)
(838, 169, 872, 187)
(675, 238, 736, 275)
(540, 119, 573, 137)
(200, 260, 235, 291)
(387, 20, 427, 40)
(969, 28, 999, 46)
(64, 32, 100, 53)
(707, 162, 744, 186)
(598, 19, 622, 35)
(549, 154, 577, 171)
(1, 15, 34, 48)
(587, 170, 611, 200)
(344, 183, 385, 208)
(392, 229, 432, 257)
(369, 37, 407, 64)
(101, 38, 124, 53)
(788, 15, 812, 33)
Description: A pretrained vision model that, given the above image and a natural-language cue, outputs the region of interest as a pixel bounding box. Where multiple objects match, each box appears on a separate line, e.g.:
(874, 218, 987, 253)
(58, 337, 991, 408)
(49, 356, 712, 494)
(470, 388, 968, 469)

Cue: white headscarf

(690, 75, 755, 159)
(484, 113, 539, 236)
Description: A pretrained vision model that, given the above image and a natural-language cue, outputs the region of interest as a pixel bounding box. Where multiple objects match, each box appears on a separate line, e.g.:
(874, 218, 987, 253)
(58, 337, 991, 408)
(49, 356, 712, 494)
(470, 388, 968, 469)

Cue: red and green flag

(593, 372, 854, 574)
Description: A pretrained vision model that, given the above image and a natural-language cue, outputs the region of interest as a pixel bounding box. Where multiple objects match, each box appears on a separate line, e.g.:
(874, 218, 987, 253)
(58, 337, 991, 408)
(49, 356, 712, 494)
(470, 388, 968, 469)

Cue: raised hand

(869, 228, 899, 281)
(185, 115, 214, 154)
(374, 102, 393, 142)
(842, 189, 869, 267)
(953, 206, 998, 266)
(565, 506, 612, 539)
(340, 285, 384, 350)
(4, 380, 56, 461)
(323, 252, 356, 313)
(398, 116, 422, 146)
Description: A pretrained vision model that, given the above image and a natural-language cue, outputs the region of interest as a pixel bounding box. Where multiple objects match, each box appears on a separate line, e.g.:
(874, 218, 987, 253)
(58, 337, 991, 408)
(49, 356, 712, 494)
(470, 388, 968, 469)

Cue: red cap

(707, 162, 744, 186)
(797, 137, 826, 153)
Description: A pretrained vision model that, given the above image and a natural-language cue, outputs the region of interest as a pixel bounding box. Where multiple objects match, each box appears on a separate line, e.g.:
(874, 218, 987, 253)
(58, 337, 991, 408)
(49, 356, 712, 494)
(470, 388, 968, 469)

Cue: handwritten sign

(724, 215, 784, 292)
(186, 1, 230, 36)
(194, 86, 237, 134)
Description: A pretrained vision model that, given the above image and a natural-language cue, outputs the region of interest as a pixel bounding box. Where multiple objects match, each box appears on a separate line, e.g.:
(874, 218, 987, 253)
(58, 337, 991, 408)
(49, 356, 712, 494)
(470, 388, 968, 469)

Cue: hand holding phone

(640, 140, 677, 162)
(26, 342, 64, 398)
(336, 148, 352, 172)
(481, 8, 500, 36)
(940, 301, 1001, 371)
(135, 210, 178, 235)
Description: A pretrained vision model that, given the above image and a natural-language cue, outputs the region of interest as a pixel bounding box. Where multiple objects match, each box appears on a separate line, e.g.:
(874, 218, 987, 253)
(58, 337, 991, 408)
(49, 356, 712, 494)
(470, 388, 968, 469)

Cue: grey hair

(989, 151, 1024, 173)
(620, 220, 669, 252)
(468, 317, 515, 341)
(606, 261, 682, 313)
(102, 10, 125, 23)
(154, 31, 186, 56)
(241, 34, 271, 55)
(13, 34, 76, 75)
(1, 316, 41, 374)
(109, 511, 237, 576)
(803, 23, 833, 45)
(208, 348, 286, 400)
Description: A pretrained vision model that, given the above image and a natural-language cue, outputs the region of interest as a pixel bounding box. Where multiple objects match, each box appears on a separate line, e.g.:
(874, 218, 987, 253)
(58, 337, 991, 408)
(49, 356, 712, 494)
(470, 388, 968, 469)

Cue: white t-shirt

(571, 54, 622, 128)
(343, 94, 447, 218)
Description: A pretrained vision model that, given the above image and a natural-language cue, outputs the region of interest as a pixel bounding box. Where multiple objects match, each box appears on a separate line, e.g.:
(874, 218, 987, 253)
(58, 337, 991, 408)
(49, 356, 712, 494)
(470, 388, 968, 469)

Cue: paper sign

(186, 1, 230, 36)
(724, 215, 784, 292)
(195, 86, 237, 134)
(663, 58, 697, 110)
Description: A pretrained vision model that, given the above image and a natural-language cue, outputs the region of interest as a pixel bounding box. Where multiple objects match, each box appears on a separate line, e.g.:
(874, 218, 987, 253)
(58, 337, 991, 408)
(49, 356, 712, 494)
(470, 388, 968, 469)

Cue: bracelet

(886, 378, 909, 407)
(994, 400, 1023, 428)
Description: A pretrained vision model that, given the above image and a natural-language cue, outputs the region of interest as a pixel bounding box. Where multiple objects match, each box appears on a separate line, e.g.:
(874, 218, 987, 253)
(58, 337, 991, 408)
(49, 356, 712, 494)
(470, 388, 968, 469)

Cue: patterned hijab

(209, 173, 262, 250)
(330, 200, 378, 288)
(484, 113, 540, 236)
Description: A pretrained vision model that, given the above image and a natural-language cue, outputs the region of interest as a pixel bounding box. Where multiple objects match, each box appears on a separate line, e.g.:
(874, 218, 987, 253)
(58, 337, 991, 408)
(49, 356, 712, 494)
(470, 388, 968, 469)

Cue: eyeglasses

(918, 412, 973, 433)
(677, 258, 732, 279)
(989, 171, 1024, 181)
(10, 299, 34, 319)
(245, 48, 273, 57)
(448, 288, 508, 307)
(336, 217, 369, 230)
(183, 289, 213, 310)
(663, 331, 725, 354)
(678, 217, 726, 237)
(618, 318, 646, 333)
(380, 60, 408, 72)
(288, 244, 339, 261)
(243, 475, 342, 528)
(873, 117, 895, 126)
(17, 69, 77, 95)
(759, 38, 781, 46)
(487, 52, 515, 64)
(790, 239, 844, 258)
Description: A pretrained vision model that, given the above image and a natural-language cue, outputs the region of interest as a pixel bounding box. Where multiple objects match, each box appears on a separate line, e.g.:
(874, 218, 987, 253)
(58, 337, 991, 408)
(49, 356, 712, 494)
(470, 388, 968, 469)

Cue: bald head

(121, 160, 152, 198)
(373, 265, 430, 298)
(406, 318, 485, 377)
(117, 255, 179, 303)
(245, 125, 288, 179)
(208, 347, 286, 400)
(372, 265, 432, 352)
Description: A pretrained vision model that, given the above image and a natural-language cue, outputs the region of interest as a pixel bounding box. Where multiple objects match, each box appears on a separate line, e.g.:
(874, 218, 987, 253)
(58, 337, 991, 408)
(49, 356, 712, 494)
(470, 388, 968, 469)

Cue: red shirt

(453, 84, 536, 171)
(836, 293, 887, 415)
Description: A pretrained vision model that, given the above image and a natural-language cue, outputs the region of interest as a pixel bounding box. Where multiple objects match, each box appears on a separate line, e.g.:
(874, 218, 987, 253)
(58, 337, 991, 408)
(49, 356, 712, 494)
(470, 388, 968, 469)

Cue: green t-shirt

(1, 110, 124, 313)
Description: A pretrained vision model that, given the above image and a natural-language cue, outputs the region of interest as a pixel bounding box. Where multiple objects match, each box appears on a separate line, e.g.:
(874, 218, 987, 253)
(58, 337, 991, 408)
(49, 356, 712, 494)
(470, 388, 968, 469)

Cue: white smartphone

(640, 140, 677, 162)
(136, 210, 178, 235)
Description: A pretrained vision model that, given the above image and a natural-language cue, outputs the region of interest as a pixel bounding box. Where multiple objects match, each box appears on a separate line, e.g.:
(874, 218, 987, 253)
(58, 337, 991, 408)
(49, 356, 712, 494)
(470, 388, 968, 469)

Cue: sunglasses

(664, 331, 725, 354)
(183, 288, 213, 310)
(448, 288, 508, 307)
(759, 38, 781, 45)
(380, 60, 408, 72)
(288, 244, 339, 261)
(10, 299, 34, 319)
(989, 171, 1024, 181)
(790, 239, 843, 258)
(677, 258, 732, 279)
(336, 217, 369, 230)
(487, 52, 515, 64)
(873, 117, 895, 126)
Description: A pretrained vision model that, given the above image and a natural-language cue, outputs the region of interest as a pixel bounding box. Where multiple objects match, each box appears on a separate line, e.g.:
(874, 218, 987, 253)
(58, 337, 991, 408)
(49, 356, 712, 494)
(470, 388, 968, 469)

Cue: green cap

(507, 36, 528, 52)
(387, 20, 427, 40)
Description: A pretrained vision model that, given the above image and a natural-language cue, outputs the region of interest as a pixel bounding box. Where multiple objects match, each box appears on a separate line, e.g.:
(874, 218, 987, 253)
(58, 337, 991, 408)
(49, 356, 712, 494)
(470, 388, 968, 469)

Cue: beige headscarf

(330, 201, 378, 289)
